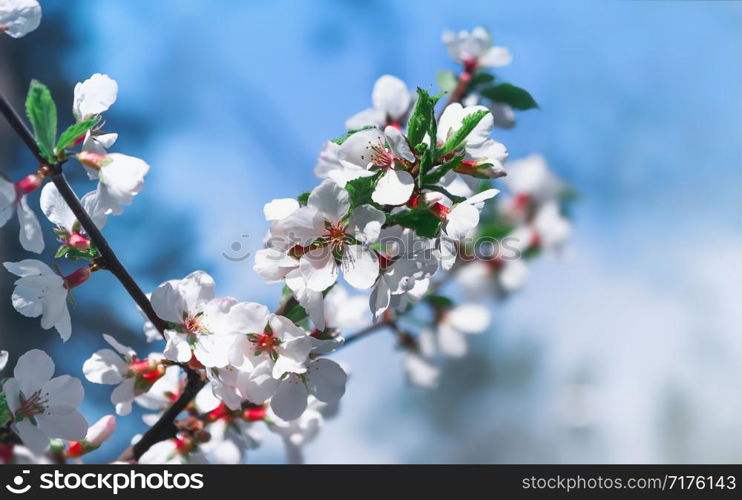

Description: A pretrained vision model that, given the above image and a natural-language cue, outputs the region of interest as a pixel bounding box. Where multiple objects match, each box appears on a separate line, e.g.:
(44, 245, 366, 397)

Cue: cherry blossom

(267, 397, 337, 464)
(0, 0, 40, 38)
(73, 73, 118, 121)
(422, 303, 491, 358)
(76, 151, 150, 215)
(337, 127, 416, 205)
(40, 183, 107, 252)
(2, 349, 87, 454)
(150, 272, 236, 368)
(345, 75, 413, 130)
(137, 433, 208, 465)
(83, 334, 166, 415)
(3, 259, 91, 341)
(0, 173, 44, 253)
(277, 180, 385, 291)
(442, 26, 512, 71)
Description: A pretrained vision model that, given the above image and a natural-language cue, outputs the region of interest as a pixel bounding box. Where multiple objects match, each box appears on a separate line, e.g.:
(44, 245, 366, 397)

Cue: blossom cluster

(0, 2, 573, 465)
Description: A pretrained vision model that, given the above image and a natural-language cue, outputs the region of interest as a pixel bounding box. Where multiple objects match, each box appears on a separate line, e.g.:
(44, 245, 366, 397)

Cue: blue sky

(22, 0, 742, 462)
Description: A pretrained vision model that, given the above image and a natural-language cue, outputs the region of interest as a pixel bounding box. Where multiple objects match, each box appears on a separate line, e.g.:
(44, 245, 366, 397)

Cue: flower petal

(371, 169, 414, 206)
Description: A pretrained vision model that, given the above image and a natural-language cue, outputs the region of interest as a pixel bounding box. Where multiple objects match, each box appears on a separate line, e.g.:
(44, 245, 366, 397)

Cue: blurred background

(0, 0, 740, 463)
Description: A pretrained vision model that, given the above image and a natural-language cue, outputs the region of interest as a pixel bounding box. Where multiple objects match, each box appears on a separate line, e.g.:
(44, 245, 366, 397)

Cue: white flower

(0, 350, 8, 371)
(268, 358, 347, 421)
(199, 403, 262, 464)
(442, 26, 512, 69)
(323, 285, 369, 331)
(150, 271, 236, 368)
(503, 154, 565, 207)
(0, 175, 44, 253)
(73, 73, 118, 121)
(135, 365, 182, 421)
(77, 151, 150, 215)
(437, 103, 507, 179)
(402, 352, 440, 389)
(66, 415, 117, 458)
(0, 0, 41, 38)
(83, 334, 166, 415)
(456, 258, 529, 298)
(338, 127, 416, 205)
(511, 201, 572, 256)
(3, 259, 87, 341)
(371, 227, 438, 319)
(40, 183, 107, 251)
(267, 397, 335, 464)
(138, 434, 208, 465)
(345, 75, 412, 130)
(277, 180, 385, 291)
(424, 303, 491, 358)
(2, 349, 87, 454)
(442, 188, 500, 241)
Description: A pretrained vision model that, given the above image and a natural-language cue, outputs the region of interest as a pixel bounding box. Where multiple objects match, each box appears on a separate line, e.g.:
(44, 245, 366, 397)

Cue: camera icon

(5, 469, 31, 494)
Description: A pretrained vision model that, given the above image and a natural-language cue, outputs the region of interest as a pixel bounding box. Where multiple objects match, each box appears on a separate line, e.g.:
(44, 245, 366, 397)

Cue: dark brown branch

(0, 93, 47, 164)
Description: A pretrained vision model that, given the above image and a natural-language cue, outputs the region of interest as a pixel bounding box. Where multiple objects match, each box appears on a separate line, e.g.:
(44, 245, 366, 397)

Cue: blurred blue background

(0, 0, 740, 463)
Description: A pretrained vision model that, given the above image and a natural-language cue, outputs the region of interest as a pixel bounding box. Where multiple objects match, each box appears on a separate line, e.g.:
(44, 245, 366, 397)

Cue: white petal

(0, 176, 16, 226)
(276, 206, 324, 247)
(372, 169, 414, 205)
(299, 248, 338, 292)
(341, 245, 379, 290)
(372, 75, 410, 121)
(96, 153, 149, 215)
(237, 361, 278, 404)
(17, 196, 43, 253)
(40, 183, 75, 230)
(438, 324, 468, 358)
(72, 73, 118, 119)
(347, 204, 385, 243)
(500, 259, 529, 292)
(0, 350, 7, 371)
(13, 419, 49, 454)
(0, 0, 41, 38)
(163, 332, 192, 363)
(307, 359, 346, 403)
(43, 375, 85, 412)
(307, 179, 349, 223)
(264, 198, 299, 221)
(479, 46, 512, 67)
(228, 302, 271, 334)
(270, 375, 308, 421)
(83, 349, 126, 384)
(345, 108, 385, 130)
(14, 348, 54, 395)
(111, 378, 136, 416)
(449, 304, 491, 333)
(3, 258, 55, 277)
(384, 125, 414, 162)
(36, 411, 88, 441)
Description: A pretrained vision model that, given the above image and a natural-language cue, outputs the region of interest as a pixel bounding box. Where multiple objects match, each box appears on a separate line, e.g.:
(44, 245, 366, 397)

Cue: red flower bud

(67, 232, 90, 251)
(15, 173, 43, 195)
(63, 268, 91, 289)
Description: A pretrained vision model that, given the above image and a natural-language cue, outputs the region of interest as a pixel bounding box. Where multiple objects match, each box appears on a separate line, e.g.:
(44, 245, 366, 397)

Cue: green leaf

(54, 245, 71, 259)
(56, 116, 100, 152)
(423, 152, 465, 185)
(421, 184, 466, 204)
(345, 175, 377, 209)
(438, 109, 490, 157)
(426, 295, 454, 311)
(0, 389, 11, 427)
(283, 302, 309, 325)
(332, 126, 375, 145)
(480, 83, 539, 110)
(387, 209, 441, 238)
(478, 219, 515, 240)
(436, 71, 457, 93)
(469, 72, 495, 87)
(406, 88, 443, 147)
(25, 80, 58, 162)
(297, 191, 310, 206)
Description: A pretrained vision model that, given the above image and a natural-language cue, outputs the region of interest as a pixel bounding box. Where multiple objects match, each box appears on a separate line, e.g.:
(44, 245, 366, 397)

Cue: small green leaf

(345, 175, 378, 210)
(283, 302, 309, 325)
(423, 152, 465, 185)
(54, 245, 71, 259)
(25, 80, 58, 162)
(478, 219, 515, 240)
(406, 88, 443, 147)
(436, 71, 457, 93)
(426, 295, 454, 311)
(297, 191, 310, 206)
(469, 72, 495, 88)
(481, 83, 539, 110)
(438, 109, 490, 157)
(332, 126, 375, 145)
(387, 209, 441, 238)
(0, 389, 11, 427)
(56, 116, 100, 152)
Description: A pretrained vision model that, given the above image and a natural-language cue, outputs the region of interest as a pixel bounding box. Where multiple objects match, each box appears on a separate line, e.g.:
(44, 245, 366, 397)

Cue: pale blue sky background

(2, 0, 741, 463)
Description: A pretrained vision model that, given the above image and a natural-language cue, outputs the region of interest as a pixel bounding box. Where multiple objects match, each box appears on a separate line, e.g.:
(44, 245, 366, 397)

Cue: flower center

(17, 391, 49, 418)
(324, 223, 347, 249)
(368, 140, 394, 169)
(247, 328, 282, 360)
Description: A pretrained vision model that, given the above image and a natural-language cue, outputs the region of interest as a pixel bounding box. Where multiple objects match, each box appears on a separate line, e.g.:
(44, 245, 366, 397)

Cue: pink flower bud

(63, 268, 91, 289)
(67, 232, 90, 251)
(15, 173, 43, 195)
(77, 151, 107, 169)
(67, 415, 116, 458)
